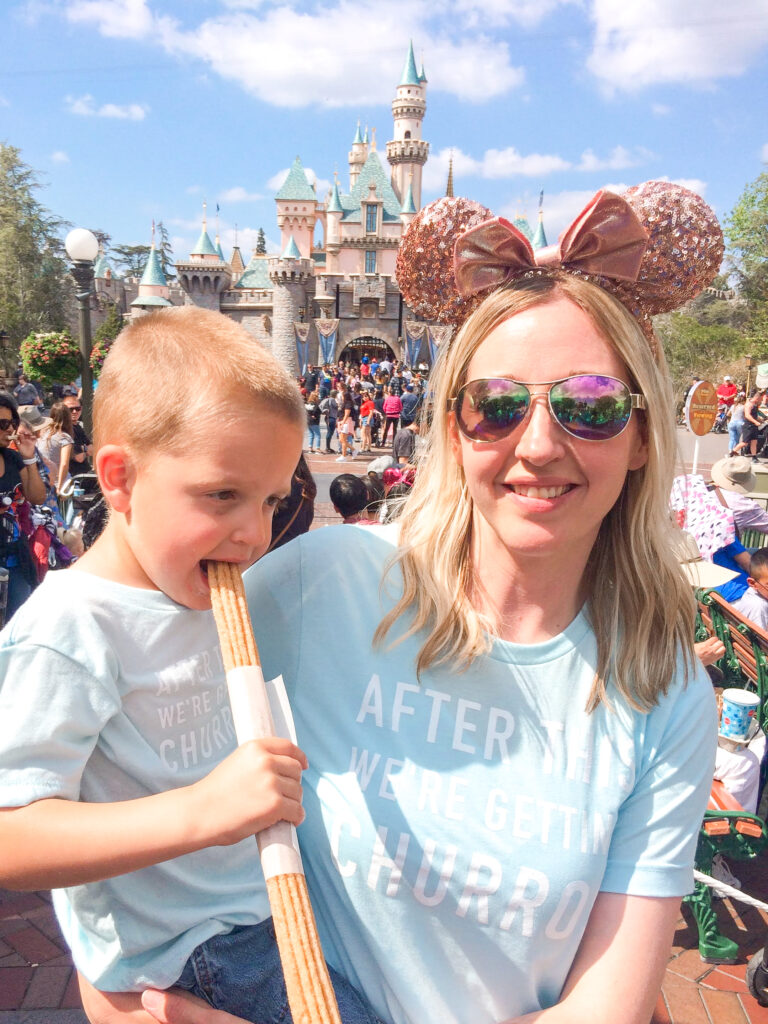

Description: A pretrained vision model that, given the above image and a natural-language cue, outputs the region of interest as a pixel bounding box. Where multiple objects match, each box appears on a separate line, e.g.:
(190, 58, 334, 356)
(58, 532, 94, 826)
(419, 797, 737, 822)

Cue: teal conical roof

(513, 216, 533, 243)
(352, 122, 363, 145)
(328, 180, 343, 213)
(130, 294, 171, 307)
(400, 41, 420, 86)
(401, 180, 416, 215)
(282, 236, 302, 259)
(342, 150, 401, 223)
(216, 239, 225, 261)
(94, 253, 113, 278)
(139, 245, 167, 287)
(532, 215, 548, 251)
(191, 228, 218, 257)
(419, 62, 427, 83)
(236, 254, 272, 290)
(276, 157, 316, 201)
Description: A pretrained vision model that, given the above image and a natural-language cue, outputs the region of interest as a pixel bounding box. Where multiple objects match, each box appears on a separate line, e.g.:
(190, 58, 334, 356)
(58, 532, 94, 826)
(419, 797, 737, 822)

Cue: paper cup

(720, 688, 760, 742)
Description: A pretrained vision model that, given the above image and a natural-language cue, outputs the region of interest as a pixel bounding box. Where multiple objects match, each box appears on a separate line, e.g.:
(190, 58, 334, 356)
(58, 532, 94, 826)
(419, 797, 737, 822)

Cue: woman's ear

(448, 411, 464, 467)
(96, 445, 135, 514)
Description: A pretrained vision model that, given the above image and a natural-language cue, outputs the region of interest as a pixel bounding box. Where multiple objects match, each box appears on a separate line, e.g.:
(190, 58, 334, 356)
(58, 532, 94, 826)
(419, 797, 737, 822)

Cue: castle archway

(338, 334, 396, 366)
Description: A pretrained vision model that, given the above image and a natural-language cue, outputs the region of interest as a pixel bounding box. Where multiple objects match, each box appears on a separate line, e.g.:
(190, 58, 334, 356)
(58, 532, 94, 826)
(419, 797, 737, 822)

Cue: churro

(208, 560, 341, 1024)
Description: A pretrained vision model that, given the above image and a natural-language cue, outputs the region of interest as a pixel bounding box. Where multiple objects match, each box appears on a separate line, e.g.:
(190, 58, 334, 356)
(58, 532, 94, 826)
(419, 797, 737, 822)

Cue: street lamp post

(746, 355, 756, 397)
(64, 228, 99, 435)
(0, 331, 9, 380)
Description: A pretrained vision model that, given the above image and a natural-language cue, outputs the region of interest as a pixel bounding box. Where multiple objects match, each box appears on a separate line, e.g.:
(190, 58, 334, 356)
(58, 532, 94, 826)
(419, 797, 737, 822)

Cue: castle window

(404, 131, 411, 139)
(365, 205, 377, 233)
(365, 250, 377, 274)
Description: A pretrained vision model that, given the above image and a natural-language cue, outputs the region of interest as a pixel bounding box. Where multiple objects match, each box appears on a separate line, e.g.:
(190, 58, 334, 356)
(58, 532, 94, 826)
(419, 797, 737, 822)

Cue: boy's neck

(75, 519, 159, 593)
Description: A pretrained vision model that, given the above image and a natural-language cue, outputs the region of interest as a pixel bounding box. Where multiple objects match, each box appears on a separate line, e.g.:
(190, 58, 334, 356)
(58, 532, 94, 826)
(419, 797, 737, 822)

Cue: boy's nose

(231, 508, 273, 558)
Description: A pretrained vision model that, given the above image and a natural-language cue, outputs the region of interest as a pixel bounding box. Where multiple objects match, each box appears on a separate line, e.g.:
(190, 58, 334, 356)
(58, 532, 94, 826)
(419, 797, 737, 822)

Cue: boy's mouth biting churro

(208, 560, 342, 1024)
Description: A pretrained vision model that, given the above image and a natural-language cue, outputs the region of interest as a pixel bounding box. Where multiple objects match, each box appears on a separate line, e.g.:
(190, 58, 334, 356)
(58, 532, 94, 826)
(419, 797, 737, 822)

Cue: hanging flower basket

(20, 330, 81, 389)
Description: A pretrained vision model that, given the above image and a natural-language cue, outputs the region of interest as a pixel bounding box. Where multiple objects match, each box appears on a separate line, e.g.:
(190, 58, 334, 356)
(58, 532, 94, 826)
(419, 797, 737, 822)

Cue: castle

(95, 43, 547, 374)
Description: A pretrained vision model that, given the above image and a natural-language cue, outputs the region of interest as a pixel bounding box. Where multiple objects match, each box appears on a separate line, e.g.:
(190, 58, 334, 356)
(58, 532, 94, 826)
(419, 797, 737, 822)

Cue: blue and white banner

(294, 322, 311, 375)
(404, 320, 426, 368)
(315, 318, 339, 365)
(427, 324, 453, 364)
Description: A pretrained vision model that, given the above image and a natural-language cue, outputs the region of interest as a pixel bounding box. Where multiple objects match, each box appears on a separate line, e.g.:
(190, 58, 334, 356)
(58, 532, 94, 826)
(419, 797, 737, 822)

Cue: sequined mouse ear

(396, 196, 494, 324)
(618, 181, 724, 316)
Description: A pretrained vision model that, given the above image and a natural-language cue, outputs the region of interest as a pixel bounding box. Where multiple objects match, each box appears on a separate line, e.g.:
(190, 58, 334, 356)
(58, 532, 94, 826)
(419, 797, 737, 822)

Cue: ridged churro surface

(268, 873, 342, 1024)
(208, 561, 259, 671)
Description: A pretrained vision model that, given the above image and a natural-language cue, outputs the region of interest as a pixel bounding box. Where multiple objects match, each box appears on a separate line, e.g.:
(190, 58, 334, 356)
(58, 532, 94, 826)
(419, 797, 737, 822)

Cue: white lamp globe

(65, 228, 99, 262)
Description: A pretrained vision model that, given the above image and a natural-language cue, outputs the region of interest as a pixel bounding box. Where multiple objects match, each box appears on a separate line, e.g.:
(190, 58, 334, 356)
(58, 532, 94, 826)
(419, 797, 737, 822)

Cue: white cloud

(55, 0, 526, 107)
(51, 150, 70, 163)
(186, 185, 204, 195)
(762, 143, 768, 163)
(652, 103, 671, 116)
(576, 145, 654, 171)
(451, 0, 576, 28)
(481, 147, 571, 178)
(587, 0, 768, 92)
(64, 93, 148, 119)
(219, 186, 264, 203)
(63, 0, 155, 39)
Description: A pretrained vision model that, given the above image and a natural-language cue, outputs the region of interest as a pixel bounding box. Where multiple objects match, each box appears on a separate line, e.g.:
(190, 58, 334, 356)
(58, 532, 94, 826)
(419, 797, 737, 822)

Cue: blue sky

(2, 0, 767, 268)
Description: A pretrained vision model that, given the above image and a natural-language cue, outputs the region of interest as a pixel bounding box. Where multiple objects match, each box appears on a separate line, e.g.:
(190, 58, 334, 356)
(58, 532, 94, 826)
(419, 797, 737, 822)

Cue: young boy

(0, 308, 379, 1024)
(732, 547, 768, 630)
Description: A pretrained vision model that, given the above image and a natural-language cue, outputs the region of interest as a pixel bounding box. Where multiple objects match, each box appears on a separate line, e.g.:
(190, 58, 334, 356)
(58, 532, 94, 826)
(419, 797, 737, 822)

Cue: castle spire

(400, 40, 420, 86)
(446, 153, 454, 197)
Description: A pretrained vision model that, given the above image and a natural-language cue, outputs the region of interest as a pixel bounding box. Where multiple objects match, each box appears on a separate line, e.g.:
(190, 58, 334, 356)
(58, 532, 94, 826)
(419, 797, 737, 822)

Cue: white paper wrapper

(226, 666, 304, 879)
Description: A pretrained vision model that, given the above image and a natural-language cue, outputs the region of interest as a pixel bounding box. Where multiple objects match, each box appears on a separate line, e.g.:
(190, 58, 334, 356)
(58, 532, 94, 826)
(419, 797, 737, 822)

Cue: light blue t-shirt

(245, 524, 717, 1024)
(0, 570, 269, 991)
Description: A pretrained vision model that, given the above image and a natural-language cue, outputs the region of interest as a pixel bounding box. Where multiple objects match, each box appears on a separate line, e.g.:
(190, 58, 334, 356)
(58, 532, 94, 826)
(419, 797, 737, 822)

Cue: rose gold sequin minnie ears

(396, 181, 724, 351)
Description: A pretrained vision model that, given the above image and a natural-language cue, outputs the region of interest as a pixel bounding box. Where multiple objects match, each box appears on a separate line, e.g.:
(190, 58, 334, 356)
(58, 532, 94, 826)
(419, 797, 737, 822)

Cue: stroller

(713, 403, 729, 434)
(58, 472, 101, 530)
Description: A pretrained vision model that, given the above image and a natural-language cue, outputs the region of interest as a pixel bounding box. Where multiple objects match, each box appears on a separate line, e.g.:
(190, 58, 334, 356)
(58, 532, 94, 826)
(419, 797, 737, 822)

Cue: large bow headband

(395, 181, 724, 352)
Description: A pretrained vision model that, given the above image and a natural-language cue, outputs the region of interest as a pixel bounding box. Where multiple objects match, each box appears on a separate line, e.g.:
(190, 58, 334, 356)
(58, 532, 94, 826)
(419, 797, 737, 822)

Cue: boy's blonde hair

(375, 272, 694, 712)
(93, 306, 305, 455)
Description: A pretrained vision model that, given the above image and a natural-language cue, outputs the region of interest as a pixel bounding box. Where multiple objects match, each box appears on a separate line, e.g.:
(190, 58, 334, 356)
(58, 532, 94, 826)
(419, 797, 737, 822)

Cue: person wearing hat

(716, 375, 738, 408)
(711, 455, 768, 535)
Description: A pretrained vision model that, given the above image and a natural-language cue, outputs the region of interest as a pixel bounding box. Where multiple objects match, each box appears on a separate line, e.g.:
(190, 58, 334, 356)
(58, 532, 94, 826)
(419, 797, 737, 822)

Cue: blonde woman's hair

(94, 306, 305, 457)
(374, 273, 694, 711)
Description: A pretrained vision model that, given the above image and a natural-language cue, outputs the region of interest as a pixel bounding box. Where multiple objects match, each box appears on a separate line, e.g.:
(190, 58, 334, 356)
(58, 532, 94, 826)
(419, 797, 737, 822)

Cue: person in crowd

(37, 401, 74, 495)
(16, 406, 64, 526)
(0, 308, 380, 1024)
(732, 548, 768, 631)
(380, 385, 402, 447)
(304, 363, 319, 393)
(363, 472, 385, 519)
(398, 384, 421, 428)
(359, 392, 375, 453)
(389, 364, 405, 396)
(0, 392, 47, 620)
(329, 473, 378, 524)
(728, 392, 746, 456)
(392, 418, 420, 468)
(716, 375, 738, 409)
(740, 387, 767, 461)
(269, 454, 316, 550)
(321, 389, 338, 453)
(319, 367, 332, 399)
(62, 387, 93, 472)
(305, 389, 323, 453)
(13, 374, 41, 408)
(711, 456, 768, 534)
(335, 384, 356, 461)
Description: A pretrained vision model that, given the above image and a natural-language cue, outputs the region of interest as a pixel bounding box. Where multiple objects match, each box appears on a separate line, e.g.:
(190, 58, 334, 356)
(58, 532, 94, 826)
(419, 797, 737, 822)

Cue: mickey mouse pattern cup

(720, 688, 760, 742)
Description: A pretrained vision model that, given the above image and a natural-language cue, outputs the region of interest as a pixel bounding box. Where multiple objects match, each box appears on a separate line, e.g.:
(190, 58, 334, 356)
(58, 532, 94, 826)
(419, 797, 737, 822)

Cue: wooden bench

(689, 591, 768, 961)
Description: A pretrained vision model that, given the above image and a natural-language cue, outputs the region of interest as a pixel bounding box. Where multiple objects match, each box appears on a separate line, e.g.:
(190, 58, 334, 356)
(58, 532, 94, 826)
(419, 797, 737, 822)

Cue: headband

(396, 181, 723, 353)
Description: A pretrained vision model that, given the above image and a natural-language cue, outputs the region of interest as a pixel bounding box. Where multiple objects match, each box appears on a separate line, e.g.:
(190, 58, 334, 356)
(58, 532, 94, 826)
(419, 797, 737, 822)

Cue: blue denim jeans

(174, 919, 386, 1024)
(307, 424, 321, 449)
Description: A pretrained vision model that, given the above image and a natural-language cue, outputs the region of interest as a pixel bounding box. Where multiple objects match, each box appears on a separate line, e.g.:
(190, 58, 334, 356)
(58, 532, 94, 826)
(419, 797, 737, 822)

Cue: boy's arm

(0, 735, 307, 890)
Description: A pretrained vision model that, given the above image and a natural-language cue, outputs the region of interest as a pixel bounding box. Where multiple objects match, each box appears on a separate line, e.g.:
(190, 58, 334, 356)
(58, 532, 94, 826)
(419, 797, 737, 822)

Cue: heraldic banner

(293, 322, 311, 375)
(315, 318, 339, 366)
(404, 320, 427, 369)
(427, 324, 454, 364)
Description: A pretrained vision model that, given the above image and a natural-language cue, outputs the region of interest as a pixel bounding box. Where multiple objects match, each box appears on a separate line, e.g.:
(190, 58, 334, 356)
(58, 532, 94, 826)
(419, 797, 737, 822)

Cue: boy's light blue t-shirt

(0, 571, 269, 991)
(245, 524, 717, 1024)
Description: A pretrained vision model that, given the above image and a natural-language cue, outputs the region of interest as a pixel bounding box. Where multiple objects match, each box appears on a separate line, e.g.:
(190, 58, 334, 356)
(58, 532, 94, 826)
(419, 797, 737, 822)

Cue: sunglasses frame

(452, 374, 647, 443)
(0, 418, 17, 431)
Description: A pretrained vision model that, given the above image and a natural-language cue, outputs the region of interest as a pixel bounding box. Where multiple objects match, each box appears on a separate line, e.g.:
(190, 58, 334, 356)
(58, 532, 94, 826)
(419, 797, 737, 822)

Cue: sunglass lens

(0, 419, 13, 431)
(549, 375, 632, 440)
(458, 380, 529, 440)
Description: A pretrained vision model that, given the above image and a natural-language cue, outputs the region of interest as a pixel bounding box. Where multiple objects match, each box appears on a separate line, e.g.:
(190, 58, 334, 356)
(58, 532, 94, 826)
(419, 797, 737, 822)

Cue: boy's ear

(96, 445, 136, 514)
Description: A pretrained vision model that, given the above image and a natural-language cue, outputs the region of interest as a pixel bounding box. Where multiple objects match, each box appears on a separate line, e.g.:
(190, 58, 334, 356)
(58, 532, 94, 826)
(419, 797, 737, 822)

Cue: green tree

(725, 171, 768, 306)
(156, 220, 175, 280)
(0, 144, 71, 370)
(256, 228, 267, 255)
(91, 302, 123, 378)
(111, 243, 151, 277)
(656, 312, 747, 401)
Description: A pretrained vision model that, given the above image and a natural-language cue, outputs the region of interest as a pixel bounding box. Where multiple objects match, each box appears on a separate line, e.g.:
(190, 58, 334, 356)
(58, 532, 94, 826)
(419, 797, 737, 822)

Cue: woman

(739, 387, 766, 461)
(37, 400, 74, 493)
(359, 393, 375, 453)
(728, 391, 746, 456)
(97, 184, 721, 1024)
(381, 385, 402, 447)
(0, 392, 47, 620)
(305, 389, 322, 453)
(336, 384, 356, 461)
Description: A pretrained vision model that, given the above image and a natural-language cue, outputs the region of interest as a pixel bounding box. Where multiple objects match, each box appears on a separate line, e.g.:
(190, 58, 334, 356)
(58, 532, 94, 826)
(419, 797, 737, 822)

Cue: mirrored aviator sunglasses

(454, 374, 646, 443)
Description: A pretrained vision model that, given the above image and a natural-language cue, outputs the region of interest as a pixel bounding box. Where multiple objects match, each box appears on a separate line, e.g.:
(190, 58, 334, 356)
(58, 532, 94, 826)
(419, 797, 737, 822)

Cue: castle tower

(276, 157, 318, 257)
(130, 244, 172, 318)
(446, 154, 454, 198)
(532, 196, 548, 251)
(400, 173, 417, 230)
(348, 122, 368, 190)
(175, 205, 232, 310)
(325, 177, 344, 274)
(386, 41, 429, 208)
(268, 237, 312, 375)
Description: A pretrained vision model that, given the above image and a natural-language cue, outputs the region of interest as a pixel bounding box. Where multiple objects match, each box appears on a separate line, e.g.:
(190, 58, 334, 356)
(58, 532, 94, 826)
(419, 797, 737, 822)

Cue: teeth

(511, 485, 570, 499)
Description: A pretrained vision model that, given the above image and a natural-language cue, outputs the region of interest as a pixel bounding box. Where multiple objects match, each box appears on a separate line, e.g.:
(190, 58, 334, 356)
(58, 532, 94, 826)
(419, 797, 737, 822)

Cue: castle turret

(532, 201, 548, 251)
(175, 204, 232, 310)
(268, 239, 312, 375)
(386, 41, 429, 208)
(275, 156, 317, 258)
(130, 244, 172, 316)
(348, 122, 368, 190)
(400, 173, 417, 230)
(229, 245, 245, 279)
